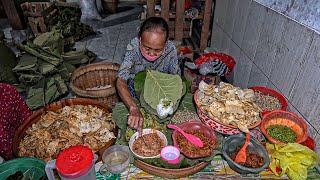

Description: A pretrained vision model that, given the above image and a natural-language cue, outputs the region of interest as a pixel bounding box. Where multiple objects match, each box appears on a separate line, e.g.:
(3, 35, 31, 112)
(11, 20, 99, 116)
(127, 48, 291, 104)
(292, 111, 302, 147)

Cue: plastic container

(0, 158, 46, 179)
(222, 134, 270, 174)
(172, 121, 218, 158)
(46, 145, 98, 180)
(99, 145, 130, 175)
(160, 146, 180, 164)
(129, 129, 168, 159)
(260, 110, 308, 145)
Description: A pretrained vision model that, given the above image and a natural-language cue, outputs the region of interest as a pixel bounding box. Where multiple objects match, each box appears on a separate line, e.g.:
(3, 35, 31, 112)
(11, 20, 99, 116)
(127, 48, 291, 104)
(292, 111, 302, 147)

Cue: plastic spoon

(167, 124, 204, 147)
(234, 133, 250, 163)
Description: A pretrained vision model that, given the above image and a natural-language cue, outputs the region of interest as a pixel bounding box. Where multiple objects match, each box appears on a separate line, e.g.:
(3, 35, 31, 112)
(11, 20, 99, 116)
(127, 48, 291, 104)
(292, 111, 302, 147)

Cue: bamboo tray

(13, 98, 118, 161)
(133, 159, 210, 178)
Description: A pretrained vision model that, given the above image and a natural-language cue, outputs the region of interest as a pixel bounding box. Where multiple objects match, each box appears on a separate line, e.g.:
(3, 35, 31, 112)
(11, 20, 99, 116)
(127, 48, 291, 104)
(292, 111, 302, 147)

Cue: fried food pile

(197, 81, 261, 132)
(18, 105, 116, 162)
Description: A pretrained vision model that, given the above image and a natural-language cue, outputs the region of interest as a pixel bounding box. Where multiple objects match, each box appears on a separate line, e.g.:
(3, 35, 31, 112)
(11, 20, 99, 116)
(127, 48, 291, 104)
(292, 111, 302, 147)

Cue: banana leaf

(45, 77, 58, 104)
(64, 62, 76, 74)
(26, 78, 45, 110)
(18, 42, 62, 67)
(134, 70, 147, 99)
(0, 40, 18, 84)
(178, 93, 196, 112)
(38, 60, 57, 75)
(33, 30, 64, 54)
(19, 74, 44, 86)
(56, 63, 70, 81)
(53, 74, 68, 95)
(12, 54, 39, 75)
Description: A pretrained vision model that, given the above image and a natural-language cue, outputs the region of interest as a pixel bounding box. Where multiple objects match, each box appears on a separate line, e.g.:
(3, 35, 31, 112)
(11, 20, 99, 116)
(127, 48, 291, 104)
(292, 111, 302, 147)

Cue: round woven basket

(13, 98, 118, 161)
(133, 159, 209, 178)
(70, 62, 120, 109)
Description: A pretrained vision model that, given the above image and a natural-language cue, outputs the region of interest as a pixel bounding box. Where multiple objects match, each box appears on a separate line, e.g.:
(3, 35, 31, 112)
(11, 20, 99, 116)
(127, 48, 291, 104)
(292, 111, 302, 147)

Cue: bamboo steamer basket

(70, 62, 120, 109)
(133, 159, 209, 178)
(13, 98, 118, 162)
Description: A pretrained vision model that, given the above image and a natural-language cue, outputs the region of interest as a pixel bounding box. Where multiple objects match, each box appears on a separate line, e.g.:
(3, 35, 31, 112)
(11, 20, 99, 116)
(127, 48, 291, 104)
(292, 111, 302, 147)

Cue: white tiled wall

(211, 0, 320, 157)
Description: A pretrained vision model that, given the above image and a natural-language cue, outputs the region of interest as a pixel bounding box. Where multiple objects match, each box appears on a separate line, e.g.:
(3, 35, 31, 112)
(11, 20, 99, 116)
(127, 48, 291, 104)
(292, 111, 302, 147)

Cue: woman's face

(140, 30, 167, 57)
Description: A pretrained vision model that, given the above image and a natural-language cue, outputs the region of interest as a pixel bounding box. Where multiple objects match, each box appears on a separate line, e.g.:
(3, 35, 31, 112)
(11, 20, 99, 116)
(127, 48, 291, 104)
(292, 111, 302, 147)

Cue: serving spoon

(167, 124, 204, 147)
(234, 133, 250, 163)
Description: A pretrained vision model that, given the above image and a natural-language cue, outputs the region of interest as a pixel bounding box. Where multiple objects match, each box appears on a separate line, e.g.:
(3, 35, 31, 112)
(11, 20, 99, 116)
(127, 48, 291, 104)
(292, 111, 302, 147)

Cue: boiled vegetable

(267, 143, 319, 180)
(266, 125, 297, 143)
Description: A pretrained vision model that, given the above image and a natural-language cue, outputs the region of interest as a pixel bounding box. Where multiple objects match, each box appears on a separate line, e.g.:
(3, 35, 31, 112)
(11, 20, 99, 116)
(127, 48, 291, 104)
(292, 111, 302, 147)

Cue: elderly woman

(0, 83, 32, 160)
(116, 17, 181, 134)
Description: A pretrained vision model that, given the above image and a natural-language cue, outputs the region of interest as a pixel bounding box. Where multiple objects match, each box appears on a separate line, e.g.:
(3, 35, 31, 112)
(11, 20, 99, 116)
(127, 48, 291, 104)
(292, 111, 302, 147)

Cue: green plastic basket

(0, 158, 46, 179)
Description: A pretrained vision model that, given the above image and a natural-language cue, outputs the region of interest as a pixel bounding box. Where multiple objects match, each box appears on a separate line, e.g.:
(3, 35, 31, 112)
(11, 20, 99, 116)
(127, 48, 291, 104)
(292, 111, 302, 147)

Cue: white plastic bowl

(129, 129, 168, 159)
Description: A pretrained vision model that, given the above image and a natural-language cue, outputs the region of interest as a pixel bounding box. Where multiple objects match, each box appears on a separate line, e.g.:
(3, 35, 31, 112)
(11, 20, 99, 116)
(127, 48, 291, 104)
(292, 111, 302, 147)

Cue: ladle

(234, 133, 250, 163)
(167, 124, 204, 147)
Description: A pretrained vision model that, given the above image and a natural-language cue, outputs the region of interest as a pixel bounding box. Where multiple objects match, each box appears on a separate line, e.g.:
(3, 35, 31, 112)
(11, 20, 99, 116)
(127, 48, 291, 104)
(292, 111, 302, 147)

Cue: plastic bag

(267, 143, 319, 180)
(185, 53, 236, 77)
(79, 0, 101, 21)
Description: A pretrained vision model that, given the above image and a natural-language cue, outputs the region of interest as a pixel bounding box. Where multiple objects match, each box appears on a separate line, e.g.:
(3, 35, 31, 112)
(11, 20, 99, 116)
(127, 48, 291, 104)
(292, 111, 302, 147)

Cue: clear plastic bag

(79, 0, 101, 20)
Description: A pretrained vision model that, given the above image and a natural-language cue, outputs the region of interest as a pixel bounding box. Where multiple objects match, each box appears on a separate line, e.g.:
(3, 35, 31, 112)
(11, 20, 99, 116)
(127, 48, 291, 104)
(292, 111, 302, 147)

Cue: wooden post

(200, 0, 213, 52)
(147, 0, 155, 17)
(160, 0, 169, 22)
(174, 0, 185, 41)
(0, 0, 25, 30)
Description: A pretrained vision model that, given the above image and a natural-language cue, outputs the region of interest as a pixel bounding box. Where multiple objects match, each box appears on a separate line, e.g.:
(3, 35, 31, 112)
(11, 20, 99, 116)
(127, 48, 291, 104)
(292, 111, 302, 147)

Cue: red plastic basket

(260, 110, 308, 145)
(249, 86, 287, 116)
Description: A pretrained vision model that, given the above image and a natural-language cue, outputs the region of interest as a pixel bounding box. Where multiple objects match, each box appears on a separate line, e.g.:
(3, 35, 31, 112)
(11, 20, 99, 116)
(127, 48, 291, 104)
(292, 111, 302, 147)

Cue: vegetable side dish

(266, 125, 297, 143)
(177, 130, 215, 157)
(132, 133, 165, 157)
(229, 148, 264, 168)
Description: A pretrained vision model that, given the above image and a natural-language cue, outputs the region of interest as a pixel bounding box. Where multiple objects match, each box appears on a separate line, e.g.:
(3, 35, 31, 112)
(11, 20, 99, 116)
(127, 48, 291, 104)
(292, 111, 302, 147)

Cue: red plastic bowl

(249, 86, 287, 116)
(172, 121, 218, 158)
(260, 110, 308, 145)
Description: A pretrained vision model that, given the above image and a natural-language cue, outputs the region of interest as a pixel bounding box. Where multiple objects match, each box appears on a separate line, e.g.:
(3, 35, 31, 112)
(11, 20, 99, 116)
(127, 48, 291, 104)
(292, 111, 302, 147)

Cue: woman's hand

(128, 106, 144, 134)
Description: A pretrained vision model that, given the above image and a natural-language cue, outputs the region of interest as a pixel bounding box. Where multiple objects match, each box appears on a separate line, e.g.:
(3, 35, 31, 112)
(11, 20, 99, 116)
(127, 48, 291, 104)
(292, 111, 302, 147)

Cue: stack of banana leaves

(13, 30, 96, 110)
(50, 2, 96, 52)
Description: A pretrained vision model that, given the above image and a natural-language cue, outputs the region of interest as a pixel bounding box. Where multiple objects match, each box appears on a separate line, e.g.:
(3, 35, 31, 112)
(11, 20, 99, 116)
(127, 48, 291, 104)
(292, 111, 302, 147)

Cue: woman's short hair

(138, 17, 169, 39)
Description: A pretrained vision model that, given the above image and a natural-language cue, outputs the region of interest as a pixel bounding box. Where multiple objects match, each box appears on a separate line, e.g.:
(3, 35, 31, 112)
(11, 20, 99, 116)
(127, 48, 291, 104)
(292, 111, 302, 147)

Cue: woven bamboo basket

(13, 98, 118, 161)
(133, 159, 209, 178)
(70, 62, 120, 109)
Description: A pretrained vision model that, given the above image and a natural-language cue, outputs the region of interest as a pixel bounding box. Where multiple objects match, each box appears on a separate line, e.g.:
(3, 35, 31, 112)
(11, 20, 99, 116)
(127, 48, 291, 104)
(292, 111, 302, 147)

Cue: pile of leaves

(49, 2, 96, 52)
(13, 30, 96, 110)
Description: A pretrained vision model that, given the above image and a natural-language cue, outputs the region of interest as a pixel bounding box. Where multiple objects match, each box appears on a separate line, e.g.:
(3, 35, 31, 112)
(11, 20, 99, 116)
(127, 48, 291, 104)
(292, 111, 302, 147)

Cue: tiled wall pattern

(210, 0, 320, 157)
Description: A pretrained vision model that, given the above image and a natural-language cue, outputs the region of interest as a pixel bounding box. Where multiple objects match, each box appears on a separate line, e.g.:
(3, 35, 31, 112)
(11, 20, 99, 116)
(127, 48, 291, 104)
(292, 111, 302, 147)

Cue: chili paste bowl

(129, 129, 167, 159)
(222, 134, 270, 174)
